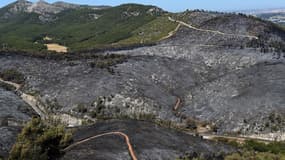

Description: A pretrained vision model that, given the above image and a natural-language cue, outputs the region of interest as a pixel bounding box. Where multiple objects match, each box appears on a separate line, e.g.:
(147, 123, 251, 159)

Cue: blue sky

(1, 0, 285, 12)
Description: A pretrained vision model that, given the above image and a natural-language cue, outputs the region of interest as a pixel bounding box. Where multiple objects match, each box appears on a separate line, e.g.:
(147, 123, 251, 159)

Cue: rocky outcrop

(52, 1, 80, 9)
(0, 0, 108, 22)
(27, 0, 64, 14)
(7, 0, 32, 13)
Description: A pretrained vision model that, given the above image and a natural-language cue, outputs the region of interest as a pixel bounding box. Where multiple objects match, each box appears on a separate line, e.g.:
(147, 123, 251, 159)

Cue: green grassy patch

(225, 151, 285, 160)
(221, 138, 285, 160)
(118, 16, 177, 44)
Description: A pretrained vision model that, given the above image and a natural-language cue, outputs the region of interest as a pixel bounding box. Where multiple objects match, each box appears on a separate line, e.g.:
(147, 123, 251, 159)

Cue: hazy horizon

(1, 0, 285, 12)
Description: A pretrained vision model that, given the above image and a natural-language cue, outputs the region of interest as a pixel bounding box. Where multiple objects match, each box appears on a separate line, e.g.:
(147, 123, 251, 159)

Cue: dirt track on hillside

(168, 17, 258, 40)
(63, 131, 138, 160)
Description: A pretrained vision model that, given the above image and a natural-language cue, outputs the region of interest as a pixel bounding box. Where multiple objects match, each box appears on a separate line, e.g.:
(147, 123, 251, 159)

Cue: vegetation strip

(199, 133, 272, 144)
(63, 131, 138, 160)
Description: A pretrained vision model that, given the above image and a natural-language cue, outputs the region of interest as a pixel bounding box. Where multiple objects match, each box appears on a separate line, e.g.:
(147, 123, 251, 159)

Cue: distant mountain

(236, 8, 285, 25)
(257, 13, 285, 25)
(0, 0, 31, 18)
(9, 0, 32, 12)
(1, 0, 109, 19)
(239, 8, 285, 15)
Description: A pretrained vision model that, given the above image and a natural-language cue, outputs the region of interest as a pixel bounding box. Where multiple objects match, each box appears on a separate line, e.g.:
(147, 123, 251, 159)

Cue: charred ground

(1, 7, 285, 160)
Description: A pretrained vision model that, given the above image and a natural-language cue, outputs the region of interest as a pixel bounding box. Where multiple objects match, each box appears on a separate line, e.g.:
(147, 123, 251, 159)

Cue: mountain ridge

(0, 0, 284, 53)
(2, 0, 110, 16)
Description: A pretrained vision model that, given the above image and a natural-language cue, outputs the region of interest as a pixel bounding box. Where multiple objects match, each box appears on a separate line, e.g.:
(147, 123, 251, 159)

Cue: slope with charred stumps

(62, 120, 235, 160)
(0, 87, 36, 158)
(1, 8, 285, 159)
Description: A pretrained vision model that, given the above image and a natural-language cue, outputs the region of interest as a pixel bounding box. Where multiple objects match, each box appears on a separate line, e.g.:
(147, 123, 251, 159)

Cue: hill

(1, 1, 285, 160)
(0, 0, 176, 52)
(1, 1, 285, 53)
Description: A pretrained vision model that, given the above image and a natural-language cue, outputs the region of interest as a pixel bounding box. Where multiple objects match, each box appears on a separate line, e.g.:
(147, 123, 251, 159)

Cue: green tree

(0, 69, 25, 84)
(9, 118, 72, 160)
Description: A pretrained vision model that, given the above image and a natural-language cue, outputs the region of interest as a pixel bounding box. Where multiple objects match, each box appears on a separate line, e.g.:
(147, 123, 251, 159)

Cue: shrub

(89, 98, 105, 118)
(176, 151, 225, 160)
(89, 110, 97, 118)
(9, 118, 72, 160)
(225, 151, 285, 160)
(76, 104, 88, 113)
(244, 140, 285, 154)
(185, 118, 198, 130)
(216, 136, 285, 159)
(0, 69, 25, 84)
(46, 99, 63, 111)
(0, 81, 16, 91)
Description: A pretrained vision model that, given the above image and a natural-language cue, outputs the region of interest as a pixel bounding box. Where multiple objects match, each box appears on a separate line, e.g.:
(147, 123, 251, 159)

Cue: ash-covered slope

(0, 10, 285, 153)
(62, 120, 235, 160)
(110, 11, 285, 136)
(168, 11, 285, 50)
(0, 87, 36, 158)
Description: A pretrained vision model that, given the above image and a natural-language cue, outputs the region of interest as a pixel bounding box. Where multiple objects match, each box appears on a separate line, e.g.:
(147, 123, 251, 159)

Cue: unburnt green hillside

(0, 1, 177, 52)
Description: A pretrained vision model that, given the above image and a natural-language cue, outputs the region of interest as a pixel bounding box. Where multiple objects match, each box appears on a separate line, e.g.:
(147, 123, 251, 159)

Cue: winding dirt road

(168, 17, 258, 40)
(159, 23, 181, 41)
(0, 78, 84, 126)
(199, 133, 273, 144)
(0, 78, 21, 90)
(0, 78, 47, 119)
(63, 131, 138, 160)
